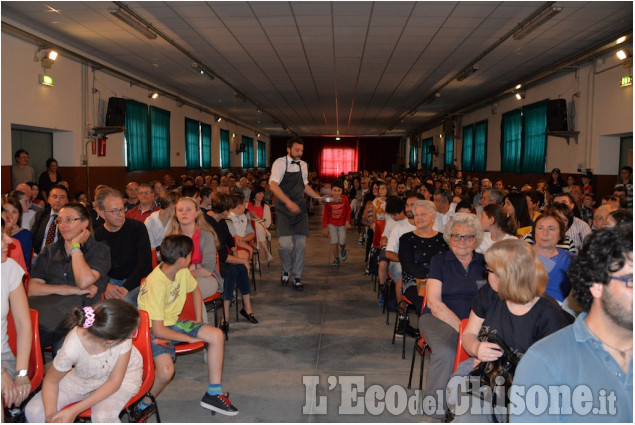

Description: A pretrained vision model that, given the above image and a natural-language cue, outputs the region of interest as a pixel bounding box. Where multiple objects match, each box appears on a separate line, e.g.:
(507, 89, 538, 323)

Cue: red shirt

(125, 203, 159, 223)
(322, 195, 351, 227)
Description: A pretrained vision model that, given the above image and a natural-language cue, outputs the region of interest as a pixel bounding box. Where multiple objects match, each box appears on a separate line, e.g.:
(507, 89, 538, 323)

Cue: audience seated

(125, 183, 160, 223)
(226, 192, 255, 261)
(477, 204, 517, 254)
(2, 196, 32, 269)
(247, 186, 274, 263)
(145, 191, 180, 251)
(31, 185, 69, 257)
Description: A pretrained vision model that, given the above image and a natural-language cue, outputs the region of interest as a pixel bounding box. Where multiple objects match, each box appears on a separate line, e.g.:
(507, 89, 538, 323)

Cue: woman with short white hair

(418, 212, 485, 417)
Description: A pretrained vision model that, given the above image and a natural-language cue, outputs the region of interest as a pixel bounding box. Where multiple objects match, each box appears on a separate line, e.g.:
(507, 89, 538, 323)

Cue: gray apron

(276, 158, 309, 237)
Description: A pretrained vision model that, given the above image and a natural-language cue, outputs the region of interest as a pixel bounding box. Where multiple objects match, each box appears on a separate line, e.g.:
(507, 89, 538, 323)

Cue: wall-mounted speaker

(105, 97, 127, 127)
(547, 99, 568, 131)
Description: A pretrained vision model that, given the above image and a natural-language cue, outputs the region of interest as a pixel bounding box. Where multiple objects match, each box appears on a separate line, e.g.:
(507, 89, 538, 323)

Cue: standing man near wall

(269, 136, 322, 290)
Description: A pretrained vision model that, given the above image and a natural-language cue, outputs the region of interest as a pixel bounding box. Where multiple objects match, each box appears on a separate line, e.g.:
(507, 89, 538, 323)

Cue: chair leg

(234, 287, 239, 322)
(402, 312, 408, 359)
(408, 339, 418, 389)
(419, 346, 426, 391)
(147, 392, 161, 423)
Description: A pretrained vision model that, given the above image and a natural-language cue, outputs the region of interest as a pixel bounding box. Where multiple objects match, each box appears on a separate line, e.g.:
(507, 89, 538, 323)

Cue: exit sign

(620, 75, 632, 87)
(39, 74, 54, 86)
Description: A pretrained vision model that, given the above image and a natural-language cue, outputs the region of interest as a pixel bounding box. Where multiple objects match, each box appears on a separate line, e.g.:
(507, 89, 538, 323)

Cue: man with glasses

(94, 187, 152, 304)
(31, 184, 69, 256)
(125, 182, 159, 223)
(511, 225, 633, 422)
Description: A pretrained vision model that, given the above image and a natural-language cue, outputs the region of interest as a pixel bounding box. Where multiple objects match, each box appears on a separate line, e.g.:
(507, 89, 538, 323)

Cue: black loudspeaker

(547, 99, 568, 131)
(105, 97, 127, 127)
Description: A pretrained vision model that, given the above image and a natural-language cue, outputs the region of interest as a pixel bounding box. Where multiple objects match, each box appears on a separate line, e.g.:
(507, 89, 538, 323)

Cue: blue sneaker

(341, 249, 347, 261)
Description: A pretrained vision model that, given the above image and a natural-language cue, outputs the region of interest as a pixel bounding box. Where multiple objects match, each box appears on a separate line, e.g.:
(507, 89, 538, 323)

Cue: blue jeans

(110, 278, 140, 307)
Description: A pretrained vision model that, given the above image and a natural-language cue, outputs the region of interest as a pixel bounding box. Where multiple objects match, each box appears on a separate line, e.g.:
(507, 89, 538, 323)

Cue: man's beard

(601, 286, 633, 330)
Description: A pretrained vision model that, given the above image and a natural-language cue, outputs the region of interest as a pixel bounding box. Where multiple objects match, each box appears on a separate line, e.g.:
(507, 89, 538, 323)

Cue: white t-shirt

(226, 212, 254, 237)
(1, 258, 25, 354)
(269, 156, 309, 186)
(386, 220, 417, 254)
(476, 232, 517, 254)
(434, 203, 457, 233)
(145, 210, 172, 249)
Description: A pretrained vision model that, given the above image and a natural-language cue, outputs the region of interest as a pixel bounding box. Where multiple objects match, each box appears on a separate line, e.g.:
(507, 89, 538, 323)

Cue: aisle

(157, 206, 437, 422)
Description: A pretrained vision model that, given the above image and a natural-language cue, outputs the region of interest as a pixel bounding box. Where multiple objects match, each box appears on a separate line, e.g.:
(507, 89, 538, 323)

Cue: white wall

(420, 48, 633, 175)
(1, 33, 269, 169)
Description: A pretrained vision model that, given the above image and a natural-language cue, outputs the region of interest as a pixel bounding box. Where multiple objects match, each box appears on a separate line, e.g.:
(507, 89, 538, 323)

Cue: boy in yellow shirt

(135, 235, 238, 420)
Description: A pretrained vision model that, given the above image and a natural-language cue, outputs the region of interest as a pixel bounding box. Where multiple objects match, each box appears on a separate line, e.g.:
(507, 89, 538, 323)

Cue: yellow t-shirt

(137, 266, 198, 327)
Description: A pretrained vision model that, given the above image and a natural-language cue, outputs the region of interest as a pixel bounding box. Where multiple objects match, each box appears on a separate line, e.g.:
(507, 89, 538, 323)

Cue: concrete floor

(137, 206, 440, 423)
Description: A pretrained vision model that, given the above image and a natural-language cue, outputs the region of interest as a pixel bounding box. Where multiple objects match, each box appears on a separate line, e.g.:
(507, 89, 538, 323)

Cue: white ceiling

(2, 1, 632, 137)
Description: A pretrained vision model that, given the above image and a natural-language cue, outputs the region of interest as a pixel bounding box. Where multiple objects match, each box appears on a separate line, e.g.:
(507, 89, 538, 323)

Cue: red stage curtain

(319, 148, 358, 179)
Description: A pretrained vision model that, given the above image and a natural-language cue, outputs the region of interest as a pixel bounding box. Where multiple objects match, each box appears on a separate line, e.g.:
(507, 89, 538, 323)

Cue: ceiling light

(149, 92, 159, 99)
(616, 49, 629, 60)
(191, 63, 214, 80)
(456, 65, 479, 82)
(512, 6, 562, 40)
(257, 133, 260, 138)
(109, 8, 157, 40)
(515, 91, 526, 100)
(515, 84, 522, 90)
(215, 115, 222, 122)
(617, 36, 627, 44)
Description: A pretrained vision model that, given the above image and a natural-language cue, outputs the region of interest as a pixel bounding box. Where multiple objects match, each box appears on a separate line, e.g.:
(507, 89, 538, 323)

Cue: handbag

(468, 332, 521, 422)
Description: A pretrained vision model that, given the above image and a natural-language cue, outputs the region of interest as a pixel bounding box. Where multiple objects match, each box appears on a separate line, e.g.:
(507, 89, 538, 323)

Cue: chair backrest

(452, 318, 471, 373)
(178, 291, 198, 321)
(372, 219, 386, 249)
(7, 309, 44, 390)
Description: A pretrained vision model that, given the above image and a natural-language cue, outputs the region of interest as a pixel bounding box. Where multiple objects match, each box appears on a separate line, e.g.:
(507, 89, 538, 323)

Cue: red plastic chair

(151, 249, 160, 269)
(372, 219, 386, 250)
(174, 292, 206, 354)
(408, 293, 430, 390)
(452, 318, 471, 373)
(7, 309, 44, 393)
(70, 310, 161, 422)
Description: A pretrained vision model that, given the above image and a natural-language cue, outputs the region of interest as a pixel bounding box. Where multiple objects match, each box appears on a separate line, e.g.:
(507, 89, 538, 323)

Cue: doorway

(11, 128, 53, 180)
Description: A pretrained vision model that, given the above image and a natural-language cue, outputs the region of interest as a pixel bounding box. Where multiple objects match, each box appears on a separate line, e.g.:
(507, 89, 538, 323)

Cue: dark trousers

(219, 262, 251, 301)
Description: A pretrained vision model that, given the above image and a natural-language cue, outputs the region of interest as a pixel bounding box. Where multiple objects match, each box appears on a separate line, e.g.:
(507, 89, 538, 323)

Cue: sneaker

(281, 273, 289, 286)
(201, 392, 239, 416)
(293, 278, 304, 290)
(266, 252, 274, 263)
(395, 316, 406, 338)
(130, 401, 157, 422)
(357, 236, 364, 245)
(405, 324, 420, 339)
(331, 258, 340, 267)
(341, 249, 347, 261)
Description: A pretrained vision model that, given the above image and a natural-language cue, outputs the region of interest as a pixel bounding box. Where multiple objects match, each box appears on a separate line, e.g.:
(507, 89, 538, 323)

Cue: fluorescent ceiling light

(617, 36, 627, 44)
(512, 7, 562, 40)
(110, 8, 157, 40)
(616, 49, 628, 60)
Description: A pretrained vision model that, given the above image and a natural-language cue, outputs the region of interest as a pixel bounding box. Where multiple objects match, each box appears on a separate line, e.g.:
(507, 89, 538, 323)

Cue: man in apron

(269, 137, 322, 290)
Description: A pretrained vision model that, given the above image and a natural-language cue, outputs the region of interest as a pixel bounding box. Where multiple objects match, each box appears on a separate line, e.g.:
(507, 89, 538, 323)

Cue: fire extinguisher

(91, 138, 97, 155)
(97, 136, 107, 157)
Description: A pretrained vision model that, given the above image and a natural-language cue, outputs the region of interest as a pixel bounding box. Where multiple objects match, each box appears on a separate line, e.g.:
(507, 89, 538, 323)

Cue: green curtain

(149, 106, 170, 170)
(242, 136, 254, 168)
(257, 140, 266, 168)
(444, 134, 454, 167)
(421, 137, 433, 170)
(125, 100, 150, 172)
(220, 129, 230, 169)
(185, 118, 200, 169)
(473, 120, 488, 172)
(521, 100, 548, 174)
(201, 123, 211, 169)
(462, 125, 474, 172)
(501, 110, 522, 173)
(409, 144, 418, 168)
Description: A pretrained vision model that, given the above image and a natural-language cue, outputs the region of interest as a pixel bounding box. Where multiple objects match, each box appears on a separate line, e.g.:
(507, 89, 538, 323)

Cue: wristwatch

(16, 369, 28, 378)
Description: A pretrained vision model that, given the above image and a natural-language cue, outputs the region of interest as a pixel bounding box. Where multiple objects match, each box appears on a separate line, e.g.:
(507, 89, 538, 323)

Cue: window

(501, 100, 547, 174)
(257, 140, 266, 168)
(444, 134, 454, 167)
(462, 120, 488, 173)
(125, 100, 170, 171)
(319, 148, 357, 179)
(220, 129, 230, 169)
(421, 137, 433, 170)
(461, 125, 474, 172)
(409, 144, 418, 168)
(242, 136, 254, 168)
(185, 118, 212, 169)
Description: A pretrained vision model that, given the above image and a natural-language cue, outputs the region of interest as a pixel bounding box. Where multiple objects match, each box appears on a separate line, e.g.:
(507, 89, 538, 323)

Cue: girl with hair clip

(25, 300, 142, 423)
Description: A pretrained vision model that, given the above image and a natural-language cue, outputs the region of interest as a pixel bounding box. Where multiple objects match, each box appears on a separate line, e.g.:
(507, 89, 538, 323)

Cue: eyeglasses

(450, 234, 476, 243)
(103, 207, 126, 215)
(55, 217, 85, 225)
(610, 275, 633, 288)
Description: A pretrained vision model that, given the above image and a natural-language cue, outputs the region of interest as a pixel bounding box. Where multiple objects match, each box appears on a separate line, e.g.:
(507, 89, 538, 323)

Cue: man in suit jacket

(31, 184, 69, 255)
